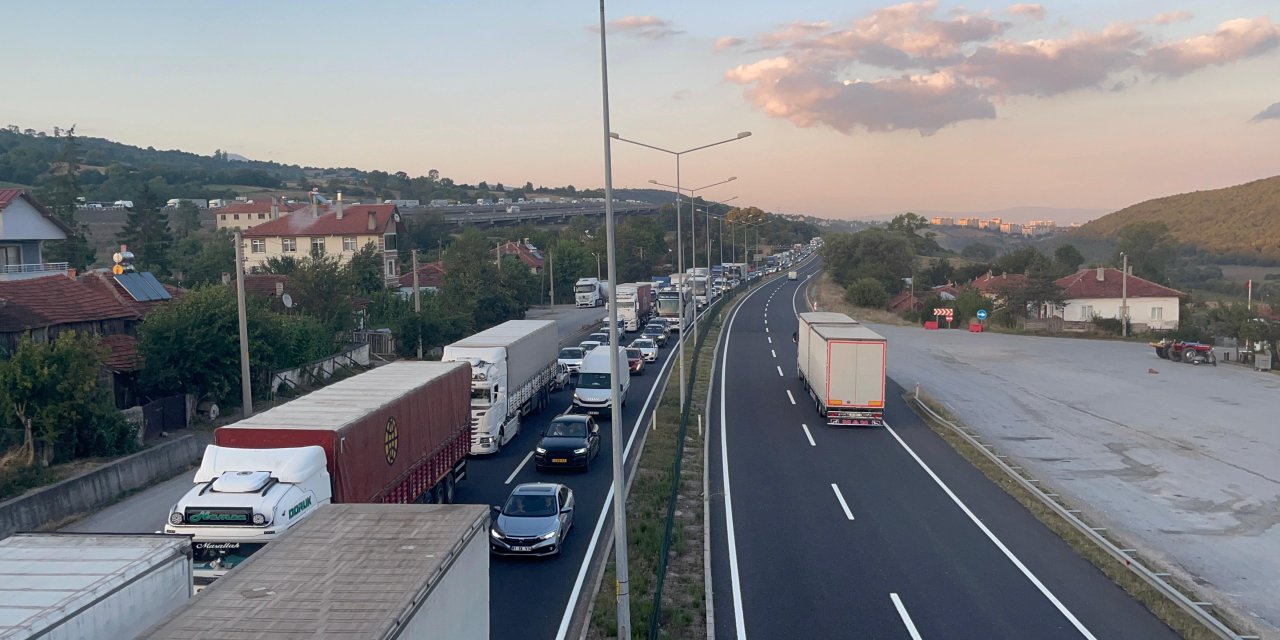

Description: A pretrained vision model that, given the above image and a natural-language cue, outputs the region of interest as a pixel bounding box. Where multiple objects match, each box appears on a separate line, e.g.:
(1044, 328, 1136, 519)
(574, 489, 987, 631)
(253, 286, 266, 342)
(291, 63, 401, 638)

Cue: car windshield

(626, 348, 643, 359)
(580, 342, 600, 350)
(559, 348, 583, 359)
(546, 420, 588, 438)
(503, 493, 557, 517)
(577, 372, 610, 389)
(634, 340, 654, 348)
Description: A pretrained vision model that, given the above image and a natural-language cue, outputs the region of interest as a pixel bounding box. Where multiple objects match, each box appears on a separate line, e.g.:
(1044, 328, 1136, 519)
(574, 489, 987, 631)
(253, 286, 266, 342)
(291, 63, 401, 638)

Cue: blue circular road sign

(976, 309, 989, 320)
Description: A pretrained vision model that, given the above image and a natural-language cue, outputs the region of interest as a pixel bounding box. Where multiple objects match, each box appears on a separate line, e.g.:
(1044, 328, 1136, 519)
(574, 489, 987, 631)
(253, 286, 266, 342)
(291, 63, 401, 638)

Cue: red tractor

(1150, 339, 1217, 365)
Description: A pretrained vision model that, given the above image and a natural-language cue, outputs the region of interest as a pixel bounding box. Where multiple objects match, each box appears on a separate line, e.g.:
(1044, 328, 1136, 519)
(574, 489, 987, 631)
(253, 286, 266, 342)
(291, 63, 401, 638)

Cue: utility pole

(233, 231, 253, 417)
(1121, 253, 1129, 338)
(412, 249, 422, 360)
(549, 251, 555, 305)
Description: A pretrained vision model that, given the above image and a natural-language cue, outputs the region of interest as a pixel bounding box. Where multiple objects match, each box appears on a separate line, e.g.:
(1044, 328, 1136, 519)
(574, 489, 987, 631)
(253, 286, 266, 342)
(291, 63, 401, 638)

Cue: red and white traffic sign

(932, 308, 954, 318)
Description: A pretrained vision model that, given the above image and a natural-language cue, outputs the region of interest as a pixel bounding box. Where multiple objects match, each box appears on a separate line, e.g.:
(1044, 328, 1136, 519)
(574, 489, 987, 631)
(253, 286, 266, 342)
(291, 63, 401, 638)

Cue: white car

(630, 338, 658, 362)
(558, 347, 585, 375)
(579, 340, 602, 352)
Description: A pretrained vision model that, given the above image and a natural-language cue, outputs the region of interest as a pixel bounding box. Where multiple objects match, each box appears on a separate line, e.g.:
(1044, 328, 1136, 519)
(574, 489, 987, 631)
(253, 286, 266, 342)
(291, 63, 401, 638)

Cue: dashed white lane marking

(831, 484, 855, 520)
(801, 423, 816, 446)
(506, 451, 534, 485)
(776, 366, 784, 377)
(786, 390, 795, 404)
(891, 593, 923, 640)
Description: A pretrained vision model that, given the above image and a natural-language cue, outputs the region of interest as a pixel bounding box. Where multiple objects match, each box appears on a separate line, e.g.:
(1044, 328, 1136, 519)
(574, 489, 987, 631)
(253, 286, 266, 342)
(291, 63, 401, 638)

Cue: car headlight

(168, 511, 184, 526)
(574, 447, 588, 455)
(491, 528, 503, 539)
(252, 513, 267, 525)
(538, 530, 558, 540)
(536, 446, 547, 454)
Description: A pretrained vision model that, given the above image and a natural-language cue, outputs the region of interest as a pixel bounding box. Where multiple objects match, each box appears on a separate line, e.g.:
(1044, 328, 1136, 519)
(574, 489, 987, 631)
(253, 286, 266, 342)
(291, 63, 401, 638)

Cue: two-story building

(241, 199, 404, 284)
(213, 198, 303, 232)
(0, 189, 73, 281)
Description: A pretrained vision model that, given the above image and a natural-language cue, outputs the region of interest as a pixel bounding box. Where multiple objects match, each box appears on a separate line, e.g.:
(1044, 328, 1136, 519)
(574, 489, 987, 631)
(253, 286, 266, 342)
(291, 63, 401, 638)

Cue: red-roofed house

(0, 189, 74, 281)
(887, 284, 960, 314)
(213, 198, 304, 232)
(970, 271, 1028, 299)
(242, 199, 404, 285)
(398, 261, 446, 295)
(499, 239, 545, 274)
(1052, 267, 1183, 331)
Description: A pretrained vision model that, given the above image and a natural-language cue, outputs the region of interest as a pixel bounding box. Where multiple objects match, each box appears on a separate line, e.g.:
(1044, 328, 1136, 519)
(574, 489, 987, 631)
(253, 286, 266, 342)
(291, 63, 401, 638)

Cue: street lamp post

(611, 133, 749, 419)
(649, 179, 735, 349)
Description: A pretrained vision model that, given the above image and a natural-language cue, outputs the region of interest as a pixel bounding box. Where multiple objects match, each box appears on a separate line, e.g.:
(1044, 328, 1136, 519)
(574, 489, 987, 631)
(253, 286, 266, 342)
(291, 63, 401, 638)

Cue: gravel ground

(868, 324, 1280, 637)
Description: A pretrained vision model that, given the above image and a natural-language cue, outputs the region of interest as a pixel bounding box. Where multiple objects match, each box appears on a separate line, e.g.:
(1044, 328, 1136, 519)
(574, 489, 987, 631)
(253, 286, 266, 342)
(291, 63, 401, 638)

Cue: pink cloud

(604, 15, 683, 40)
(1153, 11, 1193, 26)
(1008, 4, 1046, 21)
(1141, 16, 1280, 76)
(715, 36, 746, 52)
(958, 24, 1148, 96)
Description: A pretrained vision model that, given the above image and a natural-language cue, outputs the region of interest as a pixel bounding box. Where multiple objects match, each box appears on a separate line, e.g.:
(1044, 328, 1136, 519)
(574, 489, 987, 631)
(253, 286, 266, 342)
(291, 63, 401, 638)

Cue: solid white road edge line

(801, 424, 816, 447)
(554, 328, 684, 640)
(883, 422, 1098, 640)
(720, 278, 776, 640)
(505, 451, 534, 485)
(890, 593, 923, 640)
(831, 483, 855, 520)
(786, 390, 796, 405)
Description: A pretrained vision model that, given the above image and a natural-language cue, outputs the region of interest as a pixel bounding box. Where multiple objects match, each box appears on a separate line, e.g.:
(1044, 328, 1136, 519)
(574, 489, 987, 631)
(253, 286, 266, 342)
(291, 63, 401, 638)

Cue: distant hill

(1074, 175, 1280, 262)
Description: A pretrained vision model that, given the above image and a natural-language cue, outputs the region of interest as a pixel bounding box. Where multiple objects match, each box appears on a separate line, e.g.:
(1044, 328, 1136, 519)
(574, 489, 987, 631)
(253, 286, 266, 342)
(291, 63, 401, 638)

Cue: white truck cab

(575, 277, 603, 308)
(164, 446, 331, 590)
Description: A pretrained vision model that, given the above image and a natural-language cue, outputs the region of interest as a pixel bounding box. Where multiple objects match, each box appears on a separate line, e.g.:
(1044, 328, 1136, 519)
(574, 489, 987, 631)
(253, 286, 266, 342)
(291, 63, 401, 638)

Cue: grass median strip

(905, 390, 1252, 640)
(587, 295, 734, 639)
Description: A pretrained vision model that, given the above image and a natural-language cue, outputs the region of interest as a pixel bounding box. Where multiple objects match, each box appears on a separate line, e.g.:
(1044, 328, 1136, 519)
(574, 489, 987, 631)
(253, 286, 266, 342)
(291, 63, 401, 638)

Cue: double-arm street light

(610, 131, 750, 425)
(694, 196, 738, 282)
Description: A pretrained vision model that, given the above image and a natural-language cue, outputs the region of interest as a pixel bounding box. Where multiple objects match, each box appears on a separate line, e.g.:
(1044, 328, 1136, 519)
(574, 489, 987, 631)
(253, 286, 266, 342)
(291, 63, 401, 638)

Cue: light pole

(611, 133, 750, 420)
(648, 178, 736, 350)
(596, 2, 630, 635)
(695, 196, 738, 288)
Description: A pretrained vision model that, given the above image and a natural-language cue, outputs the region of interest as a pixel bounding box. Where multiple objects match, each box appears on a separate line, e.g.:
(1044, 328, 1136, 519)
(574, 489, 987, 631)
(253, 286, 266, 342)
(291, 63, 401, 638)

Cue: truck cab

(575, 277, 603, 308)
(165, 446, 331, 590)
(455, 349, 517, 454)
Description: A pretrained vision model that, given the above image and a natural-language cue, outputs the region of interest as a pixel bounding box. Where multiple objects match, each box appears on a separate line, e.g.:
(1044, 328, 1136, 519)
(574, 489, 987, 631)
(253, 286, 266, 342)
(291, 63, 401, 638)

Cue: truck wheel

(496, 429, 504, 453)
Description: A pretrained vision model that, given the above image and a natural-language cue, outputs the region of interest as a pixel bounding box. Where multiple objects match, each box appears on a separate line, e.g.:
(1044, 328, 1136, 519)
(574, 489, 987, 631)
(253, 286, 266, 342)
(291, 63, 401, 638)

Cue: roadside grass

(905, 390, 1254, 640)
(588, 298, 729, 639)
(812, 274, 912, 325)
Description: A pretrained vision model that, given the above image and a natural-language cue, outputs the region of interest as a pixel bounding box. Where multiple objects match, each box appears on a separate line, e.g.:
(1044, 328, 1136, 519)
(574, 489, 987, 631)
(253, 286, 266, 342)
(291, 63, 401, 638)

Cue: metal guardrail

(909, 387, 1251, 640)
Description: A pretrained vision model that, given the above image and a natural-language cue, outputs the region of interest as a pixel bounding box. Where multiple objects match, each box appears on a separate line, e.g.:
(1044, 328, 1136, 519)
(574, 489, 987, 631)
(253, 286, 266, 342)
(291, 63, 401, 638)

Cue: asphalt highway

(708, 259, 1181, 639)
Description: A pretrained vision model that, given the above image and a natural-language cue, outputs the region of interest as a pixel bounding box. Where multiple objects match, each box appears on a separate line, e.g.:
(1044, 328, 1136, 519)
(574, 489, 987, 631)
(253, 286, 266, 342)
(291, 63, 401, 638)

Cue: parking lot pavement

(867, 323, 1280, 635)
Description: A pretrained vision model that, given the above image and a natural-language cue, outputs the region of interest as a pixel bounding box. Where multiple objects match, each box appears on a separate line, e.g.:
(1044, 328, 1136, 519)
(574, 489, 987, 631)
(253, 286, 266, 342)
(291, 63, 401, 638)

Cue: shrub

(844, 277, 889, 308)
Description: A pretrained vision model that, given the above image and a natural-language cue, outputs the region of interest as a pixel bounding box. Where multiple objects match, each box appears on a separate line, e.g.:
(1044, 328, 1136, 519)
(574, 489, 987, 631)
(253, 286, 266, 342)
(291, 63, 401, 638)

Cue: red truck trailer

(214, 361, 472, 504)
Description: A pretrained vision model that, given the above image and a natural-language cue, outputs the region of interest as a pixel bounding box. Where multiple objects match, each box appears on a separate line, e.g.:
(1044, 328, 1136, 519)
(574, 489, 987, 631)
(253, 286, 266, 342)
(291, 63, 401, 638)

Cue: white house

(1054, 267, 1183, 331)
(0, 189, 73, 281)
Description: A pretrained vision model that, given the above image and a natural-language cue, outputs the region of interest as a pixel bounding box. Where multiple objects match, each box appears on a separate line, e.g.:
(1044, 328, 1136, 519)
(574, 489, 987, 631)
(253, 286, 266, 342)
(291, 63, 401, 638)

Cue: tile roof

(242, 204, 399, 238)
(1055, 267, 1184, 299)
(970, 271, 1029, 293)
(0, 189, 75, 235)
(0, 271, 179, 333)
(99, 334, 141, 372)
(239, 273, 289, 298)
(499, 240, 545, 269)
(399, 261, 446, 289)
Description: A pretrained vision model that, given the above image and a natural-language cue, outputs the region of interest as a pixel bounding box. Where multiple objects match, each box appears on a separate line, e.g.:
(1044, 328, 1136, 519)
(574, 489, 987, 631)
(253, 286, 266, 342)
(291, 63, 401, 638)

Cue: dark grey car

(490, 483, 575, 557)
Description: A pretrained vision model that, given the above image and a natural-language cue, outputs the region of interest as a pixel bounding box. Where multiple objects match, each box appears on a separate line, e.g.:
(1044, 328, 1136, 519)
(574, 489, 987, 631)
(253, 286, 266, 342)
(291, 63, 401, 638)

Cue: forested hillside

(1075, 176, 1280, 262)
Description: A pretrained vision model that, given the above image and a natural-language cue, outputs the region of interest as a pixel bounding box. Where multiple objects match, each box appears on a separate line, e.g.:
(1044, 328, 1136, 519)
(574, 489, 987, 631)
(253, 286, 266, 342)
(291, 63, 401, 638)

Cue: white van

(572, 346, 630, 417)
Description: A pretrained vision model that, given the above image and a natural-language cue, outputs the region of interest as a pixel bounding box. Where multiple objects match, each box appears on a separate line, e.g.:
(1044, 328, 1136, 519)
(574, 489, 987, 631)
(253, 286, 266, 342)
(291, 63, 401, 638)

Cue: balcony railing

(0, 262, 70, 280)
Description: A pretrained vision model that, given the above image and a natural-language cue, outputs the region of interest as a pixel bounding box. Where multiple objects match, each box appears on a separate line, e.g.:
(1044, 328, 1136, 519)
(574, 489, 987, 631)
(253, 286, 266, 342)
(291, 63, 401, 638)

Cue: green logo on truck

(186, 509, 250, 524)
(287, 496, 312, 519)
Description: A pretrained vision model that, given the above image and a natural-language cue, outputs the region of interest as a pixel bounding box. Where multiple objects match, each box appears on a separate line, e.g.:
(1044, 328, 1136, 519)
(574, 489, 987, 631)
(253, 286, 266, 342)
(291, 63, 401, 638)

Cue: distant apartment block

(955, 217, 979, 227)
(1022, 220, 1058, 236)
(214, 199, 304, 232)
(929, 216, 954, 226)
(242, 198, 404, 285)
(999, 222, 1022, 234)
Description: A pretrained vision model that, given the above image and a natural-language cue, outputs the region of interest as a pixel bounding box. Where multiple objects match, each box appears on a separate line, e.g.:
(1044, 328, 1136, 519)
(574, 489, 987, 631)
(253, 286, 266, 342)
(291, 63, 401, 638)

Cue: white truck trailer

(0, 533, 192, 640)
(140, 504, 489, 640)
(797, 312, 887, 426)
(443, 320, 559, 454)
(615, 282, 653, 332)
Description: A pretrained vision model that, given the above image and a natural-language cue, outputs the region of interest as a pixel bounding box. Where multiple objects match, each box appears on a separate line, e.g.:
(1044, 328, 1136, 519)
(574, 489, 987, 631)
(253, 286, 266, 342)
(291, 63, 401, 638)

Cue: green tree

(0, 332, 135, 466)
(1053, 243, 1085, 274)
(171, 200, 203, 238)
(36, 126, 96, 270)
(953, 287, 989, 324)
(995, 246, 1050, 275)
(961, 242, 997, 261)
(118, 184, 171, 272)
(263, 255, 300, 276)
(168, 230, 234, 286)
(1114, 221, 1175, 283)
(843, 277, 889, 308)
(347, 242, 385, 295)
(290, 254, 355, 334)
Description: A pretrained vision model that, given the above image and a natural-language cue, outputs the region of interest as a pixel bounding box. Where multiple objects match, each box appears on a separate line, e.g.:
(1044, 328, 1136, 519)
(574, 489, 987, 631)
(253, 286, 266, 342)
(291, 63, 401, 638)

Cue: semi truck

(142, 504, 489, 640)
(164, 361, 471, 589)
(615, 282, 653, 332)
(655, 287, 692, 331)
(796, 312, 887, 426)
(575, 277, 604, 307)
(442, 319, 559, 454)
(0, 534, 193, 640)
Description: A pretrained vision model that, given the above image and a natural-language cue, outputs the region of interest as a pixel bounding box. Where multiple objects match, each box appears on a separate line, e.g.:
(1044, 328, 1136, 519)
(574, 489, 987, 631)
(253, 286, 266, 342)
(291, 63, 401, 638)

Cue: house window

(250, 239, 265, 253)
(234, 214, 240, 220)
(1151, 307, 1163, 321)
(1080, 305, 1093, 320)
(1, 245, 20, 267)
(258, 213, 266, 219)
(311, 237, 326, 255)
(343, 237, 357, 252)
(283, 238, 297, 253)
(220, 214, 227, 221)
(386, 259, 396, 277)
(383, 233, 397, 251)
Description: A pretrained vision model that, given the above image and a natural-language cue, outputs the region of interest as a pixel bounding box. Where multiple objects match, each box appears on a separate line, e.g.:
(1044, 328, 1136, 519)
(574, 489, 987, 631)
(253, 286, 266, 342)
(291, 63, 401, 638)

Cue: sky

(5, 1, 1279, 222)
